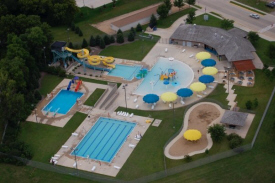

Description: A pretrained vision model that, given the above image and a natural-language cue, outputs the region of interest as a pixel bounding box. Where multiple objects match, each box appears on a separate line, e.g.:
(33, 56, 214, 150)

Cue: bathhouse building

(170, 24, 256, 71)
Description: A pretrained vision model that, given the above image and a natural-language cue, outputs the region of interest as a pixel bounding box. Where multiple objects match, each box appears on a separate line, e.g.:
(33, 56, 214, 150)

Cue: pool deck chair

(165, 48, 168, 52)
(114, 166, 121, 170)
(181, 100, 185, 105)
(203, 91, 207, 95)
(133, 98, 137, 103)
(91, 166, 96, 172)
(169, 103, 172, 108)
(189, 54, 194, 58)
(213, 81, 218, 83)
(62, 145, 68, 148)
(208, 85, 214, 89)
(129, 144, 136, 148)
(182, 49, 186, 53)
(135, 105, 139, 109)
(72, 132, 78, 136)
(73, 162, 76, 167)
(129, 113, 134, 118)
(151, 105, 155, 110)
(197, 95, 202, 98)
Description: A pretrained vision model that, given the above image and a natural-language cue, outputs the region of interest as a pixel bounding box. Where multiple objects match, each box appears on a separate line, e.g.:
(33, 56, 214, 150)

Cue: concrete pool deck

(53, 108, 153, 177)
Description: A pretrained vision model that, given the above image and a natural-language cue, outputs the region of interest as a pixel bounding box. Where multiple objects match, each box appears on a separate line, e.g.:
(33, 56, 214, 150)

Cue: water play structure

(51, 41, 115, 72)
(136, 68, 148, 79)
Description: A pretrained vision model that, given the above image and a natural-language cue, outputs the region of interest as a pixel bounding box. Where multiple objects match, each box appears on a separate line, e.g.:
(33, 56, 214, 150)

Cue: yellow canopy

(190, 82, 206, 92)
(196, 52, 211, 60)
(160, 92, 177, 102)
(183, 129, 202, 141)
(202, 67, 218, 75)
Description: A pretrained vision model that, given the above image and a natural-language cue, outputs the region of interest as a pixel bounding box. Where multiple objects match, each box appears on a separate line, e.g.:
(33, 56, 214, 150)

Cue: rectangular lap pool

(72, 117, 136, 163)
(43, 89, 83, 115)
(107, 64, 142, 80)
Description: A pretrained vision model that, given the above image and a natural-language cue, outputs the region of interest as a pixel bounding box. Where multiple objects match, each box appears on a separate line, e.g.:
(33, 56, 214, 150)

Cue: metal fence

(1, 87, 274, 183)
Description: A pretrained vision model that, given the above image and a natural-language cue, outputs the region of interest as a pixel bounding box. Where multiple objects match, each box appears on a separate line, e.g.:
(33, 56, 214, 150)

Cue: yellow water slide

(64, 47, 115, 68)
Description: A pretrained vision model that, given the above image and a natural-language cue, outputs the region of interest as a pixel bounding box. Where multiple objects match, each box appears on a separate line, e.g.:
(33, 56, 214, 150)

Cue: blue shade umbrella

(143, 94, 159, 104)
(199, 75, 215, 84)
(201, 59, 216, 67)
(177, 88, 193, 97)
(163, 80, 169, 88)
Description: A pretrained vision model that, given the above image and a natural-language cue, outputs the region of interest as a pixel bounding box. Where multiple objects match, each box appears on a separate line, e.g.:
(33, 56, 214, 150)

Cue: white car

(250, 14, 260, 19)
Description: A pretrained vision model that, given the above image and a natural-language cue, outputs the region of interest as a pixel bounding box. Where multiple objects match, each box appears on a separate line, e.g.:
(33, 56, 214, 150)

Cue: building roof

(51, 41, 67, 52)
(220, 110, 248, 127)
(227, 28, 248, 38)
(233, 60, 256, 71)
(111, 6, 158, 28)
(170, 24, 256, 62)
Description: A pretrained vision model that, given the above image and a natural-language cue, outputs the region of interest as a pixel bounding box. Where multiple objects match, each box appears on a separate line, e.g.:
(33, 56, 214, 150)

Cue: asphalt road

(198, 0, 275, 40)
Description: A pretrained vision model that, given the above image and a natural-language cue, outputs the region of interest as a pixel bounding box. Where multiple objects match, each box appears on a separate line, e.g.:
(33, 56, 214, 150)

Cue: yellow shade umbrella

(183, 129, 202, 141)
(202, 67, 218, 75)
(190, 82, 206, 92)
(196, 52, 211, 60)
(160, 92, 177, 102)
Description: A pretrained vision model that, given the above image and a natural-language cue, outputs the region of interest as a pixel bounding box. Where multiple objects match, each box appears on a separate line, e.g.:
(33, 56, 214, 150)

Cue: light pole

(67, 28, 70, 43)
(122, 84, 128, 112)
(34, 108, 38, 123)
(43, 47, 46, 65)
(71, 148, 78, 175)
(172, 102, 175, 128)
(224, 66, 231, 94)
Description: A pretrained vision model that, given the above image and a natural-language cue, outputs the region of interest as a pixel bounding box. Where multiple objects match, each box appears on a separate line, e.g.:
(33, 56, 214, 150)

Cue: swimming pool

(134, 58, 194, 96)
(108, 64, 142, 81)
(43, 90, 83, 115)
(72, 117, 136, 163)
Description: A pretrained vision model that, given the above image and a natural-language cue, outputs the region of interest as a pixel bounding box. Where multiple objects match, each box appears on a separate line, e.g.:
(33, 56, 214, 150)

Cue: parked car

(250, 14, 260, 19)
(271, 1, 275, 5)
(266, 2, 275, 8)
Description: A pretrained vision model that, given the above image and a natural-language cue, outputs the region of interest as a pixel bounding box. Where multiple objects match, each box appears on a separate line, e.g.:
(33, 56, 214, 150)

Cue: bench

(114, 166, 121, 169)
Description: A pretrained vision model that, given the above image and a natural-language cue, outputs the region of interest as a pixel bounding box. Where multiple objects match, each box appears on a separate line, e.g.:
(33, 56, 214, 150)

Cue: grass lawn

(100, 39, 158, 61)
(157, 8, 196, 28)
(206, 84, 229, 107)
(19, 112, 87, 163)
(38, 74, 64, 96)
(254, 38, 275, 66)
(236, 0, 275, 13)
(193, 13, 223, 28)
(67, 75, 109, 85)
(84, 88, 105, 106)
(51, 0, 162, 45)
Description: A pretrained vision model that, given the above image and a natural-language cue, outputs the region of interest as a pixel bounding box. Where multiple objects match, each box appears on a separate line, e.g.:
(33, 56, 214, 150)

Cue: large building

(170, 24, 256, 71)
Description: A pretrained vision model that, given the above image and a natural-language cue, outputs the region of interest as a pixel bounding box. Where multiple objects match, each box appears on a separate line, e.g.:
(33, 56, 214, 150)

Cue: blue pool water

(72, 117, 136, 163)
(108, 64, 142, 80)
(134, 58, 194, 96)
(43, 90, 83, 115)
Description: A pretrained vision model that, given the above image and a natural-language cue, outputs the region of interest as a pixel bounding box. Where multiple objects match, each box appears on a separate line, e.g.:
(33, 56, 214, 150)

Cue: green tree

(149, 14, 157, 28)
(174, 0, 184, 11)
(71, 22, 75, 31)
(164, 0, 172, 10)
(116, 33, 124, 43)
(117, 29, 123, 36)
(95, 35, 101, 46)
(68, 42, 74, 48)
(220, 19, 234, 30)
(89, 35, 96, 47)
(246, 100, 252, 110)
(112, 0, 117, 7)
(82, 38, 88, 48)
(99, 37, 105, 49)
(136, 23, 143, 32)
(186, 0, 196, 6)
(157, 4, 169, 19)
(110, 35, 115, 43)
(103, 35, 110, 45)
(75, 26, 79, 34)
(208, 124, 226, 143)
(186, 9, 196, 24)
(128, 32, 135, 42)
(248, 31, 260, 46)
(130, 27, 136, 36)
(78, 29, 83, 37)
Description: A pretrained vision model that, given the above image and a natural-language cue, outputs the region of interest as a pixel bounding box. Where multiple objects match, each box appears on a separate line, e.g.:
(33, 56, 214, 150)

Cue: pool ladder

(45, 106, 52, 115)
(53, 108, 60, 117)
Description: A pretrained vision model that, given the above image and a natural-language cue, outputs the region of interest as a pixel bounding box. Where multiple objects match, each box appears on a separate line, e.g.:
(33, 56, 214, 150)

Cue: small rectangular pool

(72, 117, 136, 163)
(108, 64, 142, 80)
(43, 89, 83, 115)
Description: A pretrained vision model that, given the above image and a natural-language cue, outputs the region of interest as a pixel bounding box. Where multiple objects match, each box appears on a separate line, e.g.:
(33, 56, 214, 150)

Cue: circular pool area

(134, 57, 194, 96)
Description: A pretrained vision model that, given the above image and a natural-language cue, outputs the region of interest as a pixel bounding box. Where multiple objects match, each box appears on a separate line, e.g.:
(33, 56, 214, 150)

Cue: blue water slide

(67, 81, 72, 90)
(70, 54, 111, 72)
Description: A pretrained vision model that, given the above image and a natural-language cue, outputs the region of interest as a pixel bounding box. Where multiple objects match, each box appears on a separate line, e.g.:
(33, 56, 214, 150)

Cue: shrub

(82, 38, 88, 48)
(220, 19, 234, 30)
(95, 35, 101, 46)
(227, 133, 240, 141)
(117, 29, 123, 35)
(71, 22, 75, 31)
(68, 42, 74, 48)
(149, 14, 157, 28)
(128, 32, 135, 42)
(78, 29, 83, 37)
(208, 124, 226, 143)
(254, 98, 258, 108)
(89, 35, 96, 47)
(229, 135, 243, 149)
(90, 74, 93, 76)
(34, 90, 42, 101)
(130, 27, 136, 37)
(116, 33, 124, 43)
(110, 35, 115, 43)
(184, 155, 192, 162)
(99, 37, 106, 49)
(246, 100, 252, 110)
(104, 35, 110, 45)
(157, 3, 169, 19)
(75, 26, 79, 34)
(58, 69, 66, 77)
(136, 23, 143, 32)
(205, 149, 209, 154)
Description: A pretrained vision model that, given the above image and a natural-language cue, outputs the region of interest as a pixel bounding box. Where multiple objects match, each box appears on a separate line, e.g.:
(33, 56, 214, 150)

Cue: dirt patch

(169, 104, 220, 156)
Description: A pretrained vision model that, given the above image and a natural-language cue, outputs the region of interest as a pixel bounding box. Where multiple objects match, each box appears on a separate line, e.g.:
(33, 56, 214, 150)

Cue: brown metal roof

(111, 6, 158, 27)
(233, 60, 256, 71)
